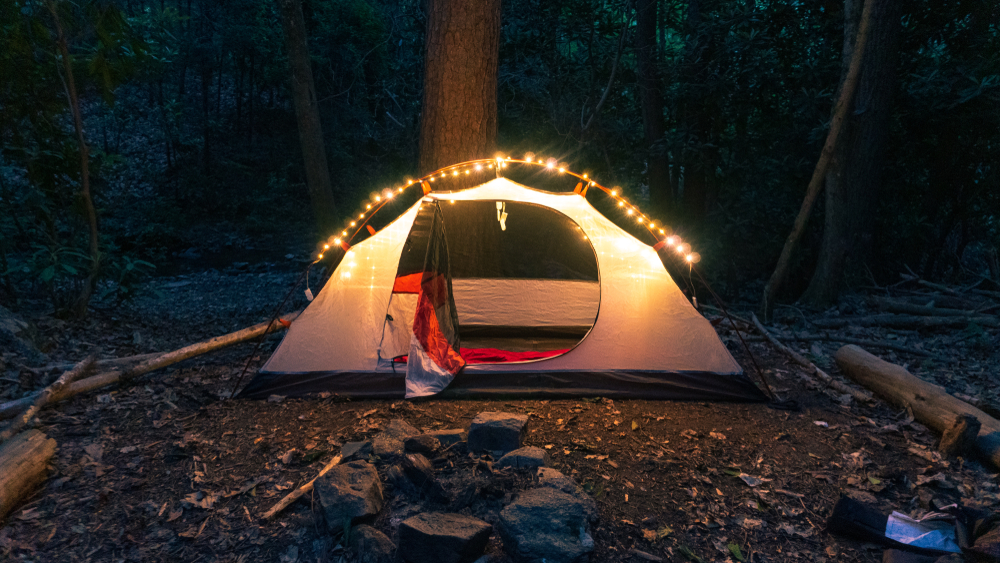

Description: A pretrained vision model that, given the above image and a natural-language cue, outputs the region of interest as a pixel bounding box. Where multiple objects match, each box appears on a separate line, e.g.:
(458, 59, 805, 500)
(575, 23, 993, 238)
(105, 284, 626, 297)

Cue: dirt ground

(2, 267, 1000, 563)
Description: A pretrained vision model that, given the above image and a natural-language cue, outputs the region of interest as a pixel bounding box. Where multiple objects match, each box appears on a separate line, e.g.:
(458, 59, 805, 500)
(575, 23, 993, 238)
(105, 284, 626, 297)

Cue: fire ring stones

(314, 460, 384, 530)
(499, 487, 596, 563)
(496, 446, 549, 470)
(468, 412, 529, 456)
(398, 512, 493, 563)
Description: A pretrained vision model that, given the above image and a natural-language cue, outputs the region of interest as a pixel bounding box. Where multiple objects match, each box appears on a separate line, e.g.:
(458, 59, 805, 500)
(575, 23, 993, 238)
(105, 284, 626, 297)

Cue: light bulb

(618, 201, 625, 207)
(366, 204, 372, 210)
(406, 179, 413, 185)
(524, 152, 535, 161)
(334, 239, 341, 245)
(323, 244, 330, 249)
(475, 164, 482, 171)
(465, 170, 470, 174)
(350, 221, 356, 227)
(546, 159, 556, 169)
(637, 218, 643, 224)
(666, 235, 679, 246)
(341, 231, 347, 236)
(583, 174, 588, 179)
(359, 213, 364, 218)
(453, 170, 458, 176)
(611, 188, 619, 196)
(688, 252, 702, 264)
(318, 253, 323, 259)
(627, 208, 634, 215)
(374, 196, 380, 202)
(398, 187, 404, 193)
(676, 243, 691, 254)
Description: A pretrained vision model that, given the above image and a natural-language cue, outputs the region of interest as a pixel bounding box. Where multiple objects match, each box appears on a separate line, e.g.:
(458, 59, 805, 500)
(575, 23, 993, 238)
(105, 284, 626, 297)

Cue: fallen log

(262, 453, 342, 519)
(834, 344, 1000, 469)
(870, 296, 979, 317)
(811, 314, 999, 329)
(0, 357, 94, 444)
(0, 310, 302, 422)
(741, 333, 950, 361)
(751, 314, 874, 404)
(38, 352, 160, 373)
(0, 429, 56, 521)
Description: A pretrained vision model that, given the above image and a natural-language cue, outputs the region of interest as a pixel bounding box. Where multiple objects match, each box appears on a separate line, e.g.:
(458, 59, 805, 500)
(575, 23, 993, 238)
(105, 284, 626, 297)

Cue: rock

(404, 434, 441, 454)
(373, 419, 420, 457)
(341, 441, 373, 462)
(398, 512, 492, 563)
(496, 447, 549, 470)
(426, 428, 468, 447)
(467, 412, 528, 455)
(402, 453, 449, 502)
(314, 461, 384, 530)
(499, 487, 596, 563)
(351, 524, 396, 563)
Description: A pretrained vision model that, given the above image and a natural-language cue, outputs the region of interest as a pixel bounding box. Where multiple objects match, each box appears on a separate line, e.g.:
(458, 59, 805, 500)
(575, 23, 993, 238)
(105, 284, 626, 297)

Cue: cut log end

(0, 429, 57, 521)
(938, 414, 982, 458)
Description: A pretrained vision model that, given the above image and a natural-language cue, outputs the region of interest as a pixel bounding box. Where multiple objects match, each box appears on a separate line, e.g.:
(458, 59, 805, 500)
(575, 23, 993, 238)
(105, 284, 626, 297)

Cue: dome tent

(240, 174, 765, 402)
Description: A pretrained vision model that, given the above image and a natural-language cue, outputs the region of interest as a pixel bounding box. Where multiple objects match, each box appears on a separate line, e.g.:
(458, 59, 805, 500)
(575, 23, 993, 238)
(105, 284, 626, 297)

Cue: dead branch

(262, 453, 342, 519)
(37, 353, 160, 374)
(835, 345, 1000, 469)
(810, 314, 999, 329)
(0, 310, 302, 422)
(742, 333, 951, 362)
(0, 357, 94, 444)
(751, 314, 874, 404)
(869, 296, 980, 317)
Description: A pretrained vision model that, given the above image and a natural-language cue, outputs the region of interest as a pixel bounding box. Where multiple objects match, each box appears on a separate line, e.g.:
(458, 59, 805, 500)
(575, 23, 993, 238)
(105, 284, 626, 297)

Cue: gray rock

(496, 447, 549, 470)
(402, 453, 449, 502)
(341, 441, 373, 462)
(467, 412, 528, 455)
(404, 434, 441, 454)
(536, 468, 596, 520)
(351, 524, 396, 563)
(426, 428, 468, 447)
(499, 488, 596, 563)
(314, 461, 384, 530)
(373, 419, 421, 457)
(398, 512, 492, 563)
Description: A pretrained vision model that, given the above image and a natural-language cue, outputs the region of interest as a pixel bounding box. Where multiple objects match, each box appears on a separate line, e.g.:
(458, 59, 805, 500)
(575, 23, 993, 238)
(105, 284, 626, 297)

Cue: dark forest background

(1, 0, 997, 317)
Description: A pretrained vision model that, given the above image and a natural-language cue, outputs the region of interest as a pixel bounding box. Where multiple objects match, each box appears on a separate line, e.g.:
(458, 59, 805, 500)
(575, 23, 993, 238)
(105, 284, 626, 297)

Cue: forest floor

(1, 254, 1000, 563)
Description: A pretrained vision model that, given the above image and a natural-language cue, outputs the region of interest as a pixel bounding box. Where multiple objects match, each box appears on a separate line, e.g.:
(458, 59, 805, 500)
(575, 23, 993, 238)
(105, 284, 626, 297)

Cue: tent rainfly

(241, 177, 766, 401)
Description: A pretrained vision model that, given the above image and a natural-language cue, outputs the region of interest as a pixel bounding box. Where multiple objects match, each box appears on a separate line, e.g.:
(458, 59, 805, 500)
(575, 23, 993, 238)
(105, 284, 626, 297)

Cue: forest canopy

(1, 0, 997, 316)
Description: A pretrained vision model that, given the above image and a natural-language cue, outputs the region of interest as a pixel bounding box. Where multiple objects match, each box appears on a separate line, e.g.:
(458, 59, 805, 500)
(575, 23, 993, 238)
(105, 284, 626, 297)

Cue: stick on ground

(0, 310, 302, 422)
(751, 314, 874, 404)
(0, 357, 94, 445)
(262, 453, 342, 520)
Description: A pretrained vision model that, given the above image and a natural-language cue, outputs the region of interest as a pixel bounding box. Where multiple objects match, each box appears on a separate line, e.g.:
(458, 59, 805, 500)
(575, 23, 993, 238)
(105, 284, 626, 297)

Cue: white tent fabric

(262, 177, 742, 380)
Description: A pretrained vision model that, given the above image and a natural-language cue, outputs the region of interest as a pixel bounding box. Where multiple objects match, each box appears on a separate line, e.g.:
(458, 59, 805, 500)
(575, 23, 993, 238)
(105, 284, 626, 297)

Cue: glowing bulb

(637, 218, 643, 224)
(627, 208, 634, 216)
(318, 253, 323, 259)
(558, 167, 565, 173)
(524, 152, 535, 161)
(350, 221, 356, 227)
(618, 201, 625, 207)
(341, 231, 347, 236)
(525, 156, 533, 163)
(374, 196, 380, 202)
(649, 222, 655, 228)
(686, 254, 693, 262)
(676, 243, 691, 254)
(386, 192, 393, 198)
(366, 204, 372, 209)
(333, 238, 341, 245)
(475, 164, 482, 171)
(398, 187, 404, 193)
(659, 229, 665, 235)
(430, 177, 436, 182)
(440, 173, 445, 178)
(487, 164, 493, 169)
(465, 170, 470, 175)
(583, 174, 588, 179)
(610, 189, 618, 196)
(323, 244, 330, 249)
(359, 213, 364, 218)
(546, 159, 556, 169)
(407, 179, 413, 185)
(450, 199, 455, 204)
(453, 170, 458, 176)
(688, 252, 702, 264)
(666, 235, 679, 246)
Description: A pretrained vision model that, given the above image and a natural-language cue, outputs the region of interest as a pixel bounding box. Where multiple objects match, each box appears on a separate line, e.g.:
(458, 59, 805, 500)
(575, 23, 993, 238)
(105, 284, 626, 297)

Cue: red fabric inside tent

(394, 347, 569, 365)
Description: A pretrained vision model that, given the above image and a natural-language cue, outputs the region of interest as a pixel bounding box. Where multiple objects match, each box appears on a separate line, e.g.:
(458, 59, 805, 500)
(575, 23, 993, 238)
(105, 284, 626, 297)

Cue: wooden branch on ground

(835, 345, 1000, 469)
(811, 314, 999, 329)
(741, 333, 951, 361)
(869, 296, 980, 317)
(37, 353, 160, 374)
(0, 310, 302, 422)
(262, 453, 342, 520)
(751, 314, 874, 404)
(0, 357, 94, 445)
(0, 429, 56, 520)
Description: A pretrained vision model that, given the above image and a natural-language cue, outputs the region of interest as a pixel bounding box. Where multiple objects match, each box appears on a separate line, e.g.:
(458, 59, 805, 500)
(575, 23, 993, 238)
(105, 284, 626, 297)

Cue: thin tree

(419, 0, 501, 174)
(278, 0, 338, 233)
(47, 0, 101, 319)
(801, 0, 900, 305)
(634, 0, 671, 216)
(759, 0, 876, 320)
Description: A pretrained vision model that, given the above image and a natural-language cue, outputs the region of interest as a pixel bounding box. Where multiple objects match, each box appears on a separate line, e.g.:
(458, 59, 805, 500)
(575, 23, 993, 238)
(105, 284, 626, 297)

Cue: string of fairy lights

(314, 153, 701, 267)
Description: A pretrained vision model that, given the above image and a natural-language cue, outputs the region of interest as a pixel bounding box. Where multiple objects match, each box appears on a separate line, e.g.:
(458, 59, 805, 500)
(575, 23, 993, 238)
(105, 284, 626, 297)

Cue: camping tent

(240, 177, 765, 401)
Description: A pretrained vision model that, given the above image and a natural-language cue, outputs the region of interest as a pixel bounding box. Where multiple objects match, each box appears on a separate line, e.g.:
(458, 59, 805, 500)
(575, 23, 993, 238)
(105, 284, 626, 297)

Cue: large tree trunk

(634, 0, 671, 216)
(801, 0, 900, 306)
(278, 0, 338, 233)
(418, 0, 501, 175)
(758, 0, 876, 320)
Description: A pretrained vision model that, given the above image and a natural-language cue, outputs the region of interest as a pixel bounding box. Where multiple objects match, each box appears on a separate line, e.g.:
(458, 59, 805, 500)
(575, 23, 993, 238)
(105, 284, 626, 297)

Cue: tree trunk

(758, 0, 876, 320)
(418, 0, 501, 175)
(48, 1, 101, 319)
(0, 430, 56, 521)
(278, 0, 338, 232)
(801, 0, 899, 306)
(835, 345, 1000, 469)
(634, 0, 671, 216)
